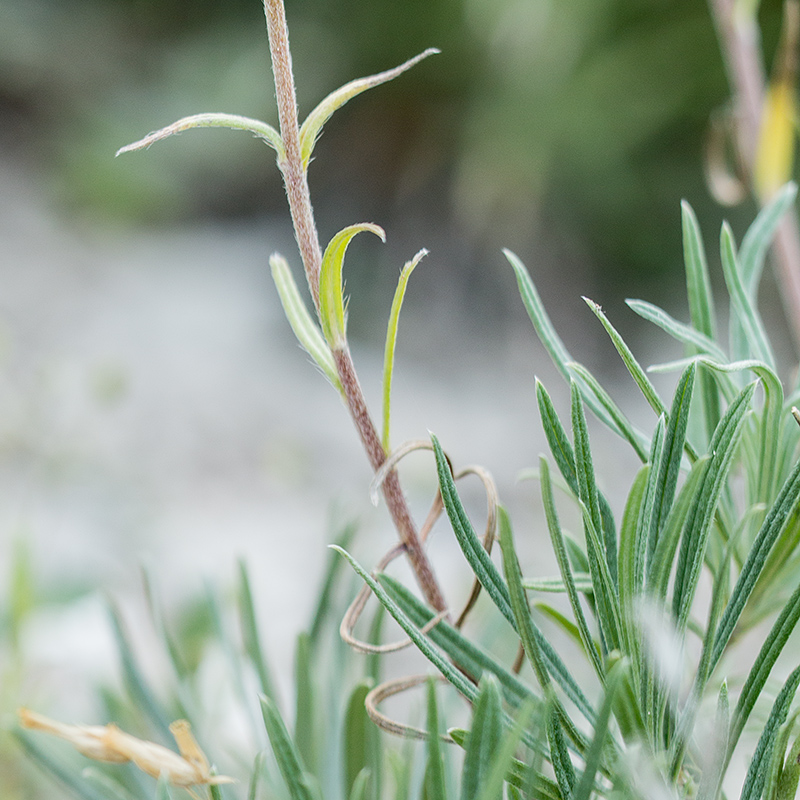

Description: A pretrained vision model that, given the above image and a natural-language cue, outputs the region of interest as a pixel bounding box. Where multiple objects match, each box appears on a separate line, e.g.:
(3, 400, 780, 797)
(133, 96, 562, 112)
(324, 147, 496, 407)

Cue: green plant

(16, 1, 800, 800)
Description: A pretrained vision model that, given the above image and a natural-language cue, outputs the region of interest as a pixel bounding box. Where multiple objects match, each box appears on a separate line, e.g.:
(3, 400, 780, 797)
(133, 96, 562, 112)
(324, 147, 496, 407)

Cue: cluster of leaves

(334, 184, 800, 800)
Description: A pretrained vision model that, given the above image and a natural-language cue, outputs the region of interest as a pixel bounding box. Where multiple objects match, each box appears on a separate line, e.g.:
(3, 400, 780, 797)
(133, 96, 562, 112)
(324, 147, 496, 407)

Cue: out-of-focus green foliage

(0, 0, 786, 299)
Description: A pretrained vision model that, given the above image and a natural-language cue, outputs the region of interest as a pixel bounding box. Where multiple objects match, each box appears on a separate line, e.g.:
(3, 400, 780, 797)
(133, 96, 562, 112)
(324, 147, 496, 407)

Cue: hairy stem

(709, 0, 800, 349)
(262, 0, 447, 613)
(263, 0, 322, 309)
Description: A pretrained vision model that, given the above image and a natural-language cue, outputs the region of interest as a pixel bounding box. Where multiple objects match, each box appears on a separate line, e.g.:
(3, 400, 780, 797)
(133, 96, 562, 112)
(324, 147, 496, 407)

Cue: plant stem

(263, 0, 322, 309)
(709, 0, 800, 349)
(262, 0, 448, 614)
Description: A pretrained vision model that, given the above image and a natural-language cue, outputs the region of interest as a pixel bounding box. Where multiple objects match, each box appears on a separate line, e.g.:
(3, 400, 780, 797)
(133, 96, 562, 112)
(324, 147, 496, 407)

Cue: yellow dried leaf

(18, 708, 234, 787)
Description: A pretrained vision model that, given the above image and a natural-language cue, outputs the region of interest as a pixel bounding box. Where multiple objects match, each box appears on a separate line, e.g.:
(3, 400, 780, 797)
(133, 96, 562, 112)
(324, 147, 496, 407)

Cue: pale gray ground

(1, 158, 652, 724)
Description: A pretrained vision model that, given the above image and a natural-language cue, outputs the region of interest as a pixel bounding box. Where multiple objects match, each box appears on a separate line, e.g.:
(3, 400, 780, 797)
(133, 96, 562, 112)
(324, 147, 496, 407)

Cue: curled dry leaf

(18, 708, 234, 787)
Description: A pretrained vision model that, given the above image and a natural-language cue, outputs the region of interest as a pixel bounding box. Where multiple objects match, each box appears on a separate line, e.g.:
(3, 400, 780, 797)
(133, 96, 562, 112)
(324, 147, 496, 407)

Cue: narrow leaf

(572, 382, 618, 591)
(107, 599, 172, 738)
(547, 704, 575, 800)
(648, 363, 696, 567)
(738, 665, 800, 800)
(382, 249, 426, 451)
(299, 49, 439, 170)
(116, 113, 284, 159)
(344, 682, 380, 800)
(626, 299, 725, 362)
(720, 223, 775, 368)
(238, 560, 279, 704)
(261, 695, 316, 800)
(740, 182, 798, 292)
(672, 382, 756, 631)
(294, 632, 316, 776)
(425, 679, 447, 800)
(379, 572, 541, 710)
(682, 199, 717, 340)
(572, 662, 624, 800)
(432, 435, 595, 721)
(540, 456, 603, 678)
(460, 676, 503, 800)
(682, 199, 721, 443)
(728, 580, 800, 756)
(270, 253, 343, 394)
(474, 700, 538, 800)
(319, 224, 385, 348)
(711, 454, 800, 672)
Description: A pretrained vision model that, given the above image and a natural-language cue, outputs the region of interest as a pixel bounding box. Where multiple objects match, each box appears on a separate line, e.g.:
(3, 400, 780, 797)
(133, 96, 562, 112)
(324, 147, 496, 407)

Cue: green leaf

(261, 695, 317, 800)
(298, 49, 439, 171)
(540, 456, 603, 678)
(116, 112, 284, 160)
(460, 676, 504, 800)
(739, 665, 800, 800)
(572, 661, 624, 800)
(319, 224, 385, 348)
(349, 769, 372, 800)
(378, 572, 540, 712)
(238, 560, 279, 705)
(617, 464, 650, 664)
(682, 199, 721, 442)
(295, 632, 316, 776)
(584, 297, 668, 423)
(270, 253, 343, 394)
(499, 506, 590, 755)
(626, 299, 725, 362)
(720, 223, 775, 368)
(432, 435, 595, 722)
(648, 363, 696, 569)
(382, 249, 426, 451)
(672, 382, 756, 631)
(431, 436, 513, 624)
(13, 730, 111, 800)
(690, 356, 783, 505)
(448, 729, 561, 800)
(522, 573, 594, 593)
(506, 249, 574, 384)
(698, 681, 730, 800)
(475, 699, 538, 800)
(508, 250, 635, 440)
(572, 382, 619, 596)
(547, 703, 576, 800)
(682, 199, 717, 340)
(332, 546, 480, 705)
(648, 454, 711, 599)
(344, 682, 380, 800)
(156, 774, 173, 800)
(107, 599, 172, 739)
(425, 679, 447, 800)
(567, 361, 650, 461)
(728, 579, 800, 757)
(739, 182, 798, 293)
(711, 454, 800, 672)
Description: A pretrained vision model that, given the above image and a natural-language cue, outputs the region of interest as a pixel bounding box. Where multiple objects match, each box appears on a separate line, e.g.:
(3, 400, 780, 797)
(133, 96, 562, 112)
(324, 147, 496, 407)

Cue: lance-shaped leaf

(319, 224, 386, 349)
(721, 223, 775, 369)
(116, 112, 284, 160)
(270, 253, 343, 395)
(738, 665, 800, 800)
(298, 49, 439, 171)
(739, 182, 798, 293)
(460, 676, 503, 800)
(382, 249, 427, 450)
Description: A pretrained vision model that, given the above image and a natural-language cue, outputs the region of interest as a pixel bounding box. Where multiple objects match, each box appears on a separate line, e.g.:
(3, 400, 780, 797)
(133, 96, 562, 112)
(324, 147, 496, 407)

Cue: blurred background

(0, 0, 794, 793)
